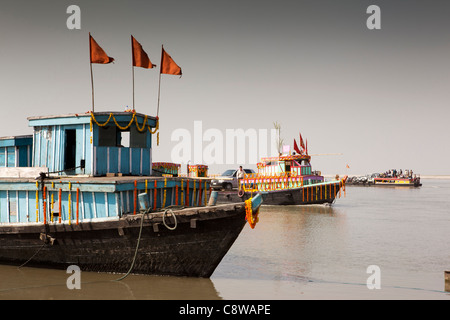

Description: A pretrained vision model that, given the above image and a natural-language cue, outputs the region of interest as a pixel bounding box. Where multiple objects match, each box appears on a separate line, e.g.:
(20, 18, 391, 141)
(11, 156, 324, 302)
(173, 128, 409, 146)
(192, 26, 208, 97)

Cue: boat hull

(217, 184, 343, 206)
(373, 178, 421, 187)
(0, 203, 247, 278)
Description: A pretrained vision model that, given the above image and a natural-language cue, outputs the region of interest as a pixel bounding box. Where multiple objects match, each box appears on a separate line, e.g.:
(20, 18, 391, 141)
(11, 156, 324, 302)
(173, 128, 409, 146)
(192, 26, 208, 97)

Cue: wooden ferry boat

(373, 176, 421, 187)
(218, 153, 346, 206)
(0, 111, 262, 278)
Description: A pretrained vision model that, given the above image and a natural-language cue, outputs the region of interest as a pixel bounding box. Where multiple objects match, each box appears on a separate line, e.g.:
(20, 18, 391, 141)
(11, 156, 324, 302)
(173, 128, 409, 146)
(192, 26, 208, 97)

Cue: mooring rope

(17, 243, 46, 269)
(18, 206, 182, 281)
(113, 212, 147, 282)
(114, 207, 179, 281)
(162, 209, 178, 231)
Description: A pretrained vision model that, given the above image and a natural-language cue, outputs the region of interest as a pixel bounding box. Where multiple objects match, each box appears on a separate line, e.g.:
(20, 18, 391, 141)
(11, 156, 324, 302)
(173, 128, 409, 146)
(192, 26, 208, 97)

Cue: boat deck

(0, 174, 209, 184)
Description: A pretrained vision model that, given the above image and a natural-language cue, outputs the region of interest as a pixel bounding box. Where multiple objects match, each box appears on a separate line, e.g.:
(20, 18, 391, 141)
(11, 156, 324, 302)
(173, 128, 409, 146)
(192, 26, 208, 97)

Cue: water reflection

(214, 204, 348, 283)
(264, 205, 348, 280)
(0, 265, 221, 300)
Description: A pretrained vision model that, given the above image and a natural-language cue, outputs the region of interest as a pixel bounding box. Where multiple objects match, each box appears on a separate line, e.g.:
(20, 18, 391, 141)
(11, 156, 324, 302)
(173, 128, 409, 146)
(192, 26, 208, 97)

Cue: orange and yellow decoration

(89, 111, 160, 145)
(240, 173, 346, 202)
(152, 162, 181, 176)
(188, 165, 208, 178)
(245, 197, 259, 229)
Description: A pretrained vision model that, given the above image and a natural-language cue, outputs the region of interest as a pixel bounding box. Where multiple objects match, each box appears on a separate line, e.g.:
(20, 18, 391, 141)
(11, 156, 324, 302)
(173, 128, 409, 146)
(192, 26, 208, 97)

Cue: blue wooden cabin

(28, 112, 158, 177)
(0, 112, 209, 225)
(0, 135, 32, 168)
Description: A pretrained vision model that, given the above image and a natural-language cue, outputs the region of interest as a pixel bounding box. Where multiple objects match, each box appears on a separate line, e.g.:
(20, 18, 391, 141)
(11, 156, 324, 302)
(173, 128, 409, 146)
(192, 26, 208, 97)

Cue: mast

(89, 32, 95, 112)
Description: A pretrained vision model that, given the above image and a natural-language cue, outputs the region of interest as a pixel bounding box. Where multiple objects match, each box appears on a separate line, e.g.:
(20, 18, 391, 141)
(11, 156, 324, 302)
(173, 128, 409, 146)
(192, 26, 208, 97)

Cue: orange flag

(132, 36, 156, 69)
(89, 34, 114, 64)
(160, 46, 182, 76)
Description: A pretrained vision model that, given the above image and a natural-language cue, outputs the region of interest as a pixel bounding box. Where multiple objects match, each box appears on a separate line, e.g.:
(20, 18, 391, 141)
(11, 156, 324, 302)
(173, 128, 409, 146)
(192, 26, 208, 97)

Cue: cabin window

(285, 161, 292, 173)
(98, 125, 147, 148)
(130, 126, 147, 148)
(300, 159, 309, 166)
(301, 166, 311, 175)
(118, 128, 147, 148)
(98, 126, 118, 147)
(119, 131, 130, 148)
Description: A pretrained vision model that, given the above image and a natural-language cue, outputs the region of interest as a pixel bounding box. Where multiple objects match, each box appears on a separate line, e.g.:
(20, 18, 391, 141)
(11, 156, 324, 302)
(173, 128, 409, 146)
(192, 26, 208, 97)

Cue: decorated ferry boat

(0, 111, 262, 278)
(218, 141, 346, 206)
(373, 176, 421, 187)
(0, 33, 265, 278)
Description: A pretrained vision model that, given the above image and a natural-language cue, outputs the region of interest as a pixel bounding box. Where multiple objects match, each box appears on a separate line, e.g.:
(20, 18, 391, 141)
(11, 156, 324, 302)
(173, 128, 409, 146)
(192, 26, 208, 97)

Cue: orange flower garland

(188, 165, 208, 177)
(245, 197, 259, 229)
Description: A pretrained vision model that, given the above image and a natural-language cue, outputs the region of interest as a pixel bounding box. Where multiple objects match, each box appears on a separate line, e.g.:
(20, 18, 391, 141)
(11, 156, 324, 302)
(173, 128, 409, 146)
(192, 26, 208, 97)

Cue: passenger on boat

(237, 166, 245, 191)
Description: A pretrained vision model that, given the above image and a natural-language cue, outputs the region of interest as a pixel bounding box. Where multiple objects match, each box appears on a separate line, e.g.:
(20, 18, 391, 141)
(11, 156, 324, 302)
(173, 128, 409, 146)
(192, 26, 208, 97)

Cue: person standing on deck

(237, 166, 245, 191)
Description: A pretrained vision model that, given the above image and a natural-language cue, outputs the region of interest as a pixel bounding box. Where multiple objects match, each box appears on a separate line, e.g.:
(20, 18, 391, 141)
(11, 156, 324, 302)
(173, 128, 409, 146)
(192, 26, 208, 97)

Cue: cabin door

(64, 129, 76, 171)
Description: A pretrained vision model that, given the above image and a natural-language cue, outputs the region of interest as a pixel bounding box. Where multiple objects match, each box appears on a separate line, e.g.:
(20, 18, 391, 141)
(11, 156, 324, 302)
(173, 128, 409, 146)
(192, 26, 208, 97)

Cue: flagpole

(91, 63, 95, 112)
(157, 73, 162, 117)
(131, 35, 135, 111)
(132, 66, 135, 111)
(156, 45, 163, 118)
(89, 33, 95, 112)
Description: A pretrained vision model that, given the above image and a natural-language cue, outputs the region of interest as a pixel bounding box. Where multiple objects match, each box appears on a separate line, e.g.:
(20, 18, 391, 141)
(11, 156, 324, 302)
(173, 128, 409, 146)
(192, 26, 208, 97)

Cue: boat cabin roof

(0, 135, 33, 147)
(27, 111, 158, 127)
(260, 154, 311, 163)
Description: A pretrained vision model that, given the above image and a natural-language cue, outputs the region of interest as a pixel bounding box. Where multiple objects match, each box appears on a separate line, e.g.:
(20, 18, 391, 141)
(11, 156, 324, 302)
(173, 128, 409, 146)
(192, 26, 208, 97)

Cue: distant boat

(218, 153, 346, 206)
(373, 176, 422, 187)
(346, 172, 422, 187)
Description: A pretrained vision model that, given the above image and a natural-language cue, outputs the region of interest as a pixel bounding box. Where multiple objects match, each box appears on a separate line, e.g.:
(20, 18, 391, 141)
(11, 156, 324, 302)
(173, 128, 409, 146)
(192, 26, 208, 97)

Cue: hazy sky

(1, 0, 449, 175)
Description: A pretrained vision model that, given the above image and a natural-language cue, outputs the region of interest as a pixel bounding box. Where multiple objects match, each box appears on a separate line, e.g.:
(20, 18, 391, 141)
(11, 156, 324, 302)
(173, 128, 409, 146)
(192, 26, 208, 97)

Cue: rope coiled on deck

(162, 209, 178, 231)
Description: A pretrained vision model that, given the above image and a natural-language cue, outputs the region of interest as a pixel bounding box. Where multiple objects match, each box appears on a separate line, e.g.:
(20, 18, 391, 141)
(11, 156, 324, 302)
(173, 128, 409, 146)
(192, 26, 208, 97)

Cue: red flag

(299, 134, 305, 151)
(90, 34, 114, 64)
(293, 139, 301, 154)
(132, 36, 156, 69)
(160, 47, 182, 76)
(305, 139, 308, 155)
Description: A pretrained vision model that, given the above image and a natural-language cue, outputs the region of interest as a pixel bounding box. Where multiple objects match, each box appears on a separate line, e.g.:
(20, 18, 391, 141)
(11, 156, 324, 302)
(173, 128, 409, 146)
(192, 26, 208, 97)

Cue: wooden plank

(108, 147, 119, 173)
(108, 192, 116, 217)
(93, 192, 98, 219)
(131, 148, 141, 175)
(18, 191, 27, 223)
(0, 167, 48, 178)
(95, 147, 107, 176)
(120, 147, 130, 175)
(82, 192, 94, 220)
(142, 148, 150, 175)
